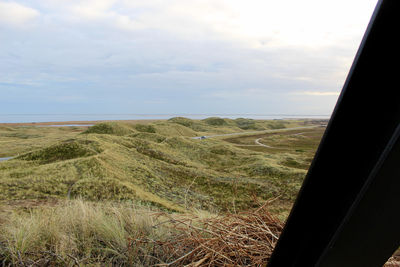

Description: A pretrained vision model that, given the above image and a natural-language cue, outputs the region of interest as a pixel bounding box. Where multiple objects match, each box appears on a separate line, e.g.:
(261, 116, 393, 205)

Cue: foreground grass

(0, 199, 282, 266)
(0, 200, 172, 266)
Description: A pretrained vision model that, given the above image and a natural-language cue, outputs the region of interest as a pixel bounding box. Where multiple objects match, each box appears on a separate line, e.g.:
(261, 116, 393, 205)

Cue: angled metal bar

(267, 0, 400, 266)
(317, 116, 400, 266)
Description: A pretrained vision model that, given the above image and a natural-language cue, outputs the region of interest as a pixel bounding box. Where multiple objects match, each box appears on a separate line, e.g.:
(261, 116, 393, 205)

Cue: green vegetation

(83, 122, 133, 135)
(18, 140, 102, 164)
(168, 117, 195, 127)
(134, 124, 156, 133)
(235, 118, 259, 130)
(203, 117, 227, 126)
(0, 126, 83, 158)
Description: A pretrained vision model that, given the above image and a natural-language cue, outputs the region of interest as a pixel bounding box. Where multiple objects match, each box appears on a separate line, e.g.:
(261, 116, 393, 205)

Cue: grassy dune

(0, 118, 325, 214)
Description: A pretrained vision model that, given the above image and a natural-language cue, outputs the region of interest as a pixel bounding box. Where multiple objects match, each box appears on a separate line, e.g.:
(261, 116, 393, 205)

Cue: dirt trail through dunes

(235, 138, 278, 148)
(201, 125, 324, 149)
(255, 138, 274, 148)
(192, 125, 323, 140)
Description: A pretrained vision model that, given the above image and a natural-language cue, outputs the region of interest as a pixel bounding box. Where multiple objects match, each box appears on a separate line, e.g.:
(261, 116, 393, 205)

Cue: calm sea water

(0, 114, 330, 123)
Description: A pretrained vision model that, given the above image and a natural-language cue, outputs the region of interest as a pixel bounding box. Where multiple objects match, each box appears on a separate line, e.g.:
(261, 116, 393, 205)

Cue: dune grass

(0, 200, 174, 266)
(0, 118, 326, 216)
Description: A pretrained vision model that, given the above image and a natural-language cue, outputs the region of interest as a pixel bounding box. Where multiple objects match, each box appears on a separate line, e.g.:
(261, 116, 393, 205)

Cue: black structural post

(267, 0, 400, 266)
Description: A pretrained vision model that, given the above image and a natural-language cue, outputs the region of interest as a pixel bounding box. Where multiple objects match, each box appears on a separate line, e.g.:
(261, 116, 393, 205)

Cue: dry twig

(144, 202, 283, 266)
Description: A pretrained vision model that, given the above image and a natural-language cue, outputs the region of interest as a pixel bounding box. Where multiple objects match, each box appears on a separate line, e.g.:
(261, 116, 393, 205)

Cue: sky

(0, 0, 378, 116)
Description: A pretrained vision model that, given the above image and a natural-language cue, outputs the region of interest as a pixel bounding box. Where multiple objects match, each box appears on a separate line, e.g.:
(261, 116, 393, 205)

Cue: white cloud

(98, 0, 377, 48)
(216, 0, 377, 48)
(33, 0, 377, 49)
(70, 0, 116, 20)
(0, 1, 39, 27)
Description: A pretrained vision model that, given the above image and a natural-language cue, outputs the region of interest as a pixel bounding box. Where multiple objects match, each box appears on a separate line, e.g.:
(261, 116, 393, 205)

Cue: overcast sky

(0, 0, 378, 115)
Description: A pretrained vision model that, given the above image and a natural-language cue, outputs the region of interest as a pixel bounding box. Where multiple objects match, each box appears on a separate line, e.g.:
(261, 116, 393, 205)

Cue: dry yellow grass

(0, 199, 283, 266)
(0, 200, 172, 265)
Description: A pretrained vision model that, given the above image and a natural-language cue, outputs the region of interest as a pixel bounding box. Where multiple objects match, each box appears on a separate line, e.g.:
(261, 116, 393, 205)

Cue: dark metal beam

(317, 118, 400, 266)
(267, 0, 400, 266)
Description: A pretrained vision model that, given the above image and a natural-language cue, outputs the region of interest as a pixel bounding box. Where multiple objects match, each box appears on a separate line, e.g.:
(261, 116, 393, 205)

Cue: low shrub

(235, 118, 258, 130)
(83, 123, 132, 135)
(203, 117, 227, 126)
(168, 117, 194, 127)
(18, 141, 100, 164)
(135, 124, 156, 133)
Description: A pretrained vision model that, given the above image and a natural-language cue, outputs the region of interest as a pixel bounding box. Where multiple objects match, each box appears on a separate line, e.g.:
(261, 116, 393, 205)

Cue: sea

(0, 114, 330, 124)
